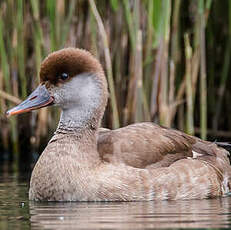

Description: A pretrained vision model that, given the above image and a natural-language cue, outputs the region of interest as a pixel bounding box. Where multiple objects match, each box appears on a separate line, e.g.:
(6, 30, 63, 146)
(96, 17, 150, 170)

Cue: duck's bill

(6, 85, 54, 117)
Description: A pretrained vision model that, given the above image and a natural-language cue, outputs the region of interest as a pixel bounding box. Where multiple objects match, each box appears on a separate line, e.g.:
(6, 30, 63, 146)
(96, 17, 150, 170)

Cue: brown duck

(7, 48, 231, 201)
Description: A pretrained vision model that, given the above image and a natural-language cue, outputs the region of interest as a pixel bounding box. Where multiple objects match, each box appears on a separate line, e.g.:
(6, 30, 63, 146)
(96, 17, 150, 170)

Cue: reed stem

(184, 34, 194, 135)
(89, 0, 120, 129)
(199, 0, 207, 140)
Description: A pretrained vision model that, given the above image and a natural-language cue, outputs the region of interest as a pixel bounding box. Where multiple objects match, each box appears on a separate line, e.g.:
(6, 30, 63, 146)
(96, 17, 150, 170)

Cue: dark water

(1, 168, 231, 229)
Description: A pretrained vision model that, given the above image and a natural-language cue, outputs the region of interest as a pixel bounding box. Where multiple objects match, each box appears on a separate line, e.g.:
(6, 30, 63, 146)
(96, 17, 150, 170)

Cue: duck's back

(98, 123, 192, 168)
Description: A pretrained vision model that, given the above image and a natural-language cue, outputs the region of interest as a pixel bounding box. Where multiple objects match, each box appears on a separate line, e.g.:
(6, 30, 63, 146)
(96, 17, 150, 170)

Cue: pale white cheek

(48, 85, 66, 105)
(53, 89, 66, 105)
(51, 73, 102, 109)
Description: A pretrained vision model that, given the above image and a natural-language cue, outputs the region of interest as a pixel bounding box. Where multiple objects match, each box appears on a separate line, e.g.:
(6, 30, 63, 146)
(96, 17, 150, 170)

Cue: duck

(6, 48, 231, 201)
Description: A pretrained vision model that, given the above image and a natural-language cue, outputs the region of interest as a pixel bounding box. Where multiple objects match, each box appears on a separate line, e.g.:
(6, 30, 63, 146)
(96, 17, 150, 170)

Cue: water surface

(1, 169, 231, 229)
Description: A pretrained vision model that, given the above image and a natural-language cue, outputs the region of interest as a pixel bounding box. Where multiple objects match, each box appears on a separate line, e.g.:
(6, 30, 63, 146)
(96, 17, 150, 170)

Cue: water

(1, 169, 231, 229)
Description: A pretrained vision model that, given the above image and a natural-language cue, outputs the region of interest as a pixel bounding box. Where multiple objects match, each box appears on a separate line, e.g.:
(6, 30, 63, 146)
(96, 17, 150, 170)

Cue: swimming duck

(7, 48, 231, 201)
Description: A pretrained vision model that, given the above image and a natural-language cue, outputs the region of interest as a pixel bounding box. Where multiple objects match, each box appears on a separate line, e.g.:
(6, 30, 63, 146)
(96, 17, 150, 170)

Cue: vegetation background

(0, 0, 230, 170)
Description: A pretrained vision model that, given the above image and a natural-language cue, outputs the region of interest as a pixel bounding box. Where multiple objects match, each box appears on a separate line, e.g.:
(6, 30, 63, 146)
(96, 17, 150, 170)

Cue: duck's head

(6, 48, 108, 129)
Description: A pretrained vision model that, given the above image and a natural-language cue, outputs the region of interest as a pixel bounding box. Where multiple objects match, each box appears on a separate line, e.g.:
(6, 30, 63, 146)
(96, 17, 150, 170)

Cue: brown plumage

(40, 48, 104, 85)
(7, 48, 231, 201)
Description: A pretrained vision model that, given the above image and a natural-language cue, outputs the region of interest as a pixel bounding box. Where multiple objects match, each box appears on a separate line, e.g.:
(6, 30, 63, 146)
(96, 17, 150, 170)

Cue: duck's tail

(215, 141, 231, 154)
(192, 140, 231, 195)
(214, 143, 231, 194)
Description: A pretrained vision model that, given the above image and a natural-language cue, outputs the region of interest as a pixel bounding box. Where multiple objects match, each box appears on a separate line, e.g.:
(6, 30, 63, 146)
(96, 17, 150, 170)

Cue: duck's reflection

(30, 197, 231, 229)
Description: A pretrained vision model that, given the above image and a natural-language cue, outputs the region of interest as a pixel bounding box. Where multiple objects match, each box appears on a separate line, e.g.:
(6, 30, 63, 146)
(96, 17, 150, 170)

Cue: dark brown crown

(40, 48, 104, 85)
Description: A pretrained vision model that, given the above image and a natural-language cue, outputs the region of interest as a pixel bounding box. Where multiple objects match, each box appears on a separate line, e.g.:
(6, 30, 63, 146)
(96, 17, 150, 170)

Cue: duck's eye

(60, 73, 69, 80)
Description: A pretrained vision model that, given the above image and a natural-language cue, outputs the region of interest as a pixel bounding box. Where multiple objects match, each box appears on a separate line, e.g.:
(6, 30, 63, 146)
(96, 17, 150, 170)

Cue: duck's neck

(56, 106, 100, 135)
(53, 107, 100, 165)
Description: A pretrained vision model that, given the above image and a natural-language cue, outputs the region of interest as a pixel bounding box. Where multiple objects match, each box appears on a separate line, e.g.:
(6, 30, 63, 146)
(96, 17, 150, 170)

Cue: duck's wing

(98, 122, 231, 170)
(97, 122, 194, 168)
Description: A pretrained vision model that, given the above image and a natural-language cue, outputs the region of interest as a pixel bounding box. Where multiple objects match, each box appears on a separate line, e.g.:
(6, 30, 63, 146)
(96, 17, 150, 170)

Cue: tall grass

(0, 0, 230, 167)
